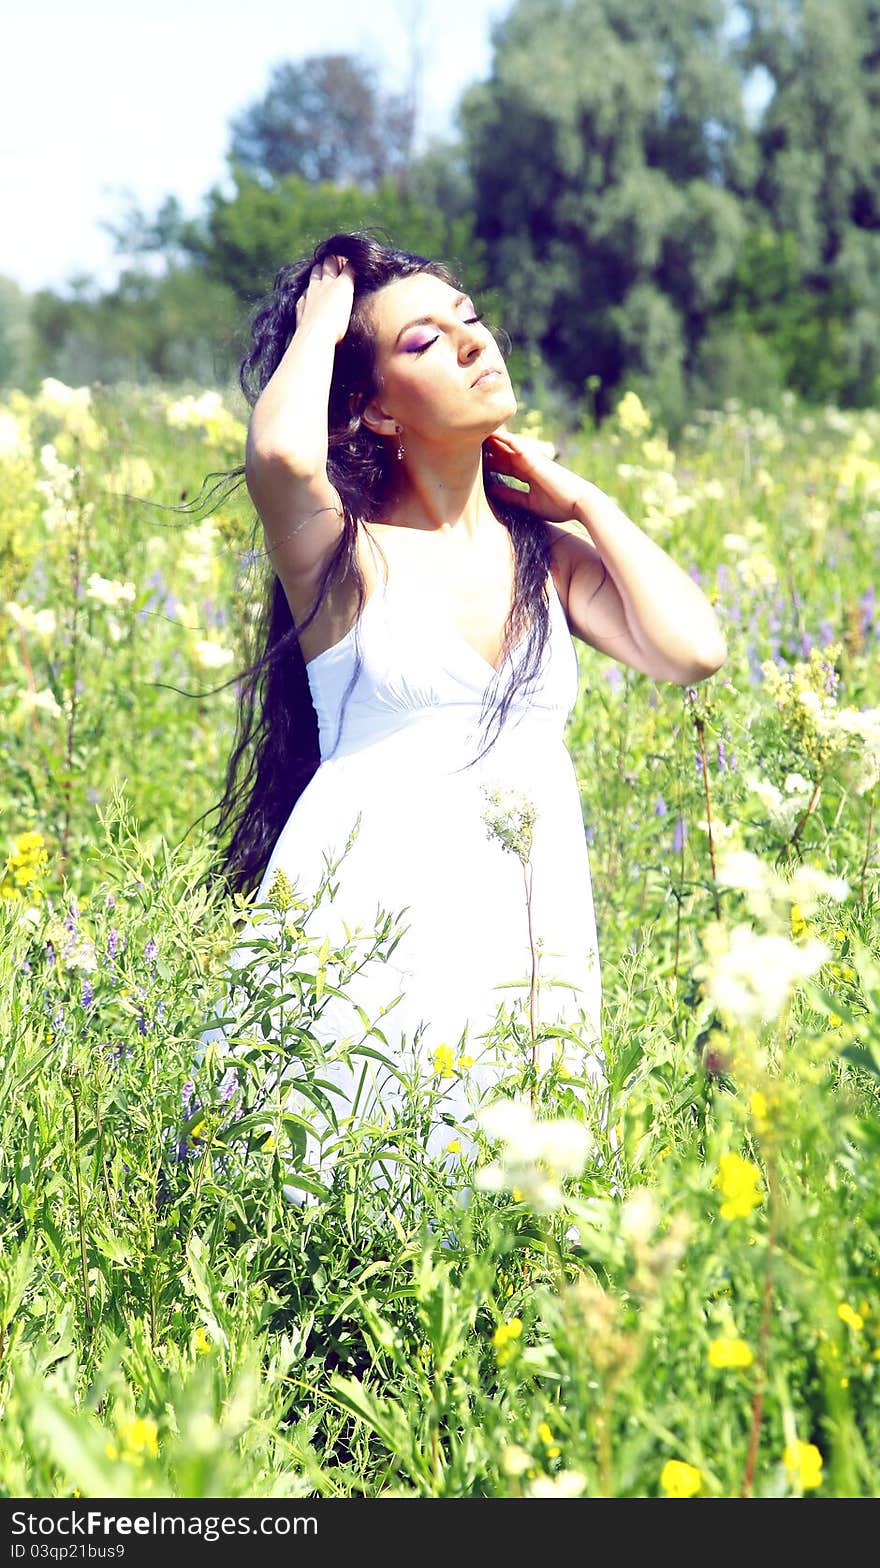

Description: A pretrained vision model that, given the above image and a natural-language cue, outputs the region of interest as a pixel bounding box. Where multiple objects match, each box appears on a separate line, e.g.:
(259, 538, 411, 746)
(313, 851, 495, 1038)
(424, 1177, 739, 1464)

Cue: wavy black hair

(196, 230, 559, 900)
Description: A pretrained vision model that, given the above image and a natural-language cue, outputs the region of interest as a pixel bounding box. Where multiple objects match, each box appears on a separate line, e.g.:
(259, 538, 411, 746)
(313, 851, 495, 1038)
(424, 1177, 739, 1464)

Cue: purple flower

(717, 739, 727, 771)
(144, 937, 158, 963)
(182, 1080, 195, 1114)
(604, 665, 623, 690)
(219, 1067, 238, 1104)
(654, 794, 668, 817)
(819, 621, 835, 647)
(673, 815, 686, 854)
(106, 893, 116, 909)
(695, 751, 704, 776)
(81, 979, 94, 1010)
(107, 928, 119, 960)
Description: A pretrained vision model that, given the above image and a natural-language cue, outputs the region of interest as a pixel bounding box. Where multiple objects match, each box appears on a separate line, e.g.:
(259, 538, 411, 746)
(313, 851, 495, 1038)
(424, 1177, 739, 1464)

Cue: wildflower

(433, 1044, 456, 1079)
(218, 1066, 238, 1104)
(708, 1337, 754, 1369)
(181, 1080, 195, 1115)
(616, 391, 652, 438)
(660, 1459, 702, 1498)
(837, 1303, 864, 1332)
(192, 637, 234, 670)
(86, 573, 136, 609)
(526, 1470, 586, 1498)
(116, 1416, 159, 1462)
(654, 794, 668, 817)
(537, 1421, 561, 1459)
(501, 1444, 532, 1477)
(714, 1152, 763, 1220)
(18, 688, 62, 720)
(446, 1138, 462, 1155)
(5, 601, 56, 639)
(790, 904, 807, 938)
(193, 1326, 212, 1355)
(749, 1090, 769, 1132)
(492, 1317, 523, 1365)
(1, 830, 49, 899)
(165, 391, 246, 446)
(481, 786, 536, 866)
(81, 978, 94, 1011)
(144, 936, 158, 963)
(696, 920, 830, 1026)
(475, 1100, 593, 1213)
(673, 815, 686, 854)
(458, 1053, 474, 1071)
(267, 867, 296, 913)
(783, 1440, 823, 1491)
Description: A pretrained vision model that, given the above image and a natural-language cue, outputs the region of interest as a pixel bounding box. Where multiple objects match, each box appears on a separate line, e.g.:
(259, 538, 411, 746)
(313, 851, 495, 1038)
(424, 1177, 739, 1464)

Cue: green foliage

(2, 376, 880, 1496)
(197, 169, 486, 302)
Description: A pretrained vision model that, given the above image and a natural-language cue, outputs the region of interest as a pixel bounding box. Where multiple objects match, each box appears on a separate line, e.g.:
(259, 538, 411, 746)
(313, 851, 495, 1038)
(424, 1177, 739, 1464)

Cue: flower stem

(740, 1159, 778, 1498)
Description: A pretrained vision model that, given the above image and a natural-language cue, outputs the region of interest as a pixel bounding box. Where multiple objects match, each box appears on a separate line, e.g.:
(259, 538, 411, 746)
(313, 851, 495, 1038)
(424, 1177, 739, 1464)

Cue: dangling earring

(396, 425, 405, 461)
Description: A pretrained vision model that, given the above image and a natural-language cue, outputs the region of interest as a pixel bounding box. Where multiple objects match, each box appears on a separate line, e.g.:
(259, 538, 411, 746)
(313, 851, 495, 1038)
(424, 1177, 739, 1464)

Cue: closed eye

(406, 315, 484, 356)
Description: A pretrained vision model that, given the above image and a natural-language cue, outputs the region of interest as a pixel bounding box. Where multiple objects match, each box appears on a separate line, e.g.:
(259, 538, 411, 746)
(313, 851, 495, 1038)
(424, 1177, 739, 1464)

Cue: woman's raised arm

(245, 254, 355, 592)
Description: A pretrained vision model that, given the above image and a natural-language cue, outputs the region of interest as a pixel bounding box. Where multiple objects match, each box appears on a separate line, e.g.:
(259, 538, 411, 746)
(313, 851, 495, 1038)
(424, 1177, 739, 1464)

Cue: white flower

(86, 573, 136, 609)
(526, 1470, 587, 1498)
(165, 391, 246, 446)
(619, 1188, 661, 1249)
(19, 688, 62, 718)
(192, 638, 234, 670)
(475, 1100, 593, 1212)
(36, 378, 103, 448)
(694, 921, 830, 1024)
(0, 409, 29, 460)
(716, 846, 848, 921)
(5, 602, 56, 640)
(501, 1445, 533, 1477)
(745, 771, 817, 838)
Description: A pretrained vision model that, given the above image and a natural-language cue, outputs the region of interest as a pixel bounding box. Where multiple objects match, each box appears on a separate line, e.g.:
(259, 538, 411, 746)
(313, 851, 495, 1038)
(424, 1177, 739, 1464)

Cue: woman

(202, 231, 726, 1191)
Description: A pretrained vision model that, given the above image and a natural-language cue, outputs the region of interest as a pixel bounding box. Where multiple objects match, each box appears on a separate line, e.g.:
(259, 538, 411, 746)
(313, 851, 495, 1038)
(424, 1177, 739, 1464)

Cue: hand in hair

(294, 253, 356, 345)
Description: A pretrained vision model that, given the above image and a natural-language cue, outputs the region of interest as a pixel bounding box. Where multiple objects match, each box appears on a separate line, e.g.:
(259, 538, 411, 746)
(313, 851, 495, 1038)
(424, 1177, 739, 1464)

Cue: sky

(1, 0, 508, 295)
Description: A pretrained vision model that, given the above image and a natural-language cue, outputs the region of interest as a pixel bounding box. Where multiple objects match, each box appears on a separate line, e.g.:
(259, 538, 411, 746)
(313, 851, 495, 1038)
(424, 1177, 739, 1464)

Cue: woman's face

(361, 272, 517, 446)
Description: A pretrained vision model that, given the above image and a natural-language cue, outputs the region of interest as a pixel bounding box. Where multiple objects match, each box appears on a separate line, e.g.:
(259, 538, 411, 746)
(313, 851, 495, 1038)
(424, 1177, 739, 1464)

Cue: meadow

(1, 377, 878, 1498)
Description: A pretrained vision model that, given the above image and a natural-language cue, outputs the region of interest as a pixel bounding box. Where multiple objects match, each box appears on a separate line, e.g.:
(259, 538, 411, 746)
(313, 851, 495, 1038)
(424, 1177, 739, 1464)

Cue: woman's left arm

(485, 432, 727, 686)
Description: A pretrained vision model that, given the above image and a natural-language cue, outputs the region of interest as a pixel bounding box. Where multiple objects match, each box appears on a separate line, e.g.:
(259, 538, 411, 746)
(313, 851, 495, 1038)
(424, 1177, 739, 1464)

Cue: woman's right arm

(245, 255, 355, 591)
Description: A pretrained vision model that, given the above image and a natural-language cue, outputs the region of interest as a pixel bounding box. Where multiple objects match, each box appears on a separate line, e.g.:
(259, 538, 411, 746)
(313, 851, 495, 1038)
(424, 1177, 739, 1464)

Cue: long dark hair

(202, 230, 555, 900)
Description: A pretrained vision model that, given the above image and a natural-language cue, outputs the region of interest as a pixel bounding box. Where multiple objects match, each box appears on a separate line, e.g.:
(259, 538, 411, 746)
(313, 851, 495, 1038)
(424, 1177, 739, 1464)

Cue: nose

(458, 324, 483, 364)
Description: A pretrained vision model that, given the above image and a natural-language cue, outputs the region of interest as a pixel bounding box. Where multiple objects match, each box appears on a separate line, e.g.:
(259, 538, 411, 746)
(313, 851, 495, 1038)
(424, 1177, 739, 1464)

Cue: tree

(737, 0, 880, 402)
(458, 0, 753, 414)
(193, 170, 485, 303)
(228, 55, 415, 188)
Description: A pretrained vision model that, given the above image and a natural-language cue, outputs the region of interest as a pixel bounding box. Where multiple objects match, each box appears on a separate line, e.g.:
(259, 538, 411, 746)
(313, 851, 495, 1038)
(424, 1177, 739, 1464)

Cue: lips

(472, 366, 504, 388)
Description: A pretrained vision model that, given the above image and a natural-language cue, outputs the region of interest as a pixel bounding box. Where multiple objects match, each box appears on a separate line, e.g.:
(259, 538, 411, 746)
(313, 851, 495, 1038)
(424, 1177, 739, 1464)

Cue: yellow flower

(446, 1138, 462, 1155)
(493, 1317, 523, 1365)
(118, 1416, 159, 1460)
(749, 1091, 769, 1128)
(828, 1012, 842, 1028)
(193, 1326, 212, 1355)
(837, 1302, 864, 1332)
(616, 390, 652, 438)
(1, 828, 49, 899)
(190, 1119, 206, 1143)
(790, 904, 808, 938)
(537, 1421, 561, 1458)
(714, 1152, 764, 1221)
(433, 1044, 455, 1079)
(708, 1336, 754, 1369)
(458, 1053, 474, 1071)
(104, 1440, 119, 1462)
(783, 1440, 823, 1491)
(660, 1459, 702, 1498)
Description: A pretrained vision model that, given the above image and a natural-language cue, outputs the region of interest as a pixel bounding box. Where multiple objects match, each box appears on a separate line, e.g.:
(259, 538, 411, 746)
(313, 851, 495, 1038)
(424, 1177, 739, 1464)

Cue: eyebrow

(394, 292, 471, 345)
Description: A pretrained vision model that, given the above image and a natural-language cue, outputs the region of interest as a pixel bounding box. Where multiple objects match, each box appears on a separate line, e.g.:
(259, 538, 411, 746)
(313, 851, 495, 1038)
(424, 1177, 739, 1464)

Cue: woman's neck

(383, 443, 495, 539)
